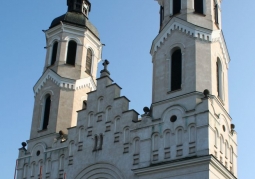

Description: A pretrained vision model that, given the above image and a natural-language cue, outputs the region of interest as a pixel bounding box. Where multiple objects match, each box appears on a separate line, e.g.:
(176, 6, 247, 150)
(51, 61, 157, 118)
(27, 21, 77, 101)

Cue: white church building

(16, 0, 238, 178)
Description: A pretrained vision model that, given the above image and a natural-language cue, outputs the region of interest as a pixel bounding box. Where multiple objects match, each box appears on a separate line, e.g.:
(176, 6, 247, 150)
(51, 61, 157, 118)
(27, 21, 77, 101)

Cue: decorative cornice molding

(33, 69, 96, 96)
(150, 18, 230, 67)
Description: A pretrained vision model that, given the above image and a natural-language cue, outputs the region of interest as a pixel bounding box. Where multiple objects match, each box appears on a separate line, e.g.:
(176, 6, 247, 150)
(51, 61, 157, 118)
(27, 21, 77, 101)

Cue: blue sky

(0, 1, 254, 178)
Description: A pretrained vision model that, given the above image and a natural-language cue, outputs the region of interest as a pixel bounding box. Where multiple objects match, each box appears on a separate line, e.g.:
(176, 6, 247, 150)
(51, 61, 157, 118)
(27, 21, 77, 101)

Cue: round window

(170, 115, 177, 122)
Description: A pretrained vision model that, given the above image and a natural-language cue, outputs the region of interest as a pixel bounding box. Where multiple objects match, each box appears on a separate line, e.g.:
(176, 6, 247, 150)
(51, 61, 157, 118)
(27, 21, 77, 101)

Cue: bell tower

(150, 0, 237, 178)
(29, 0, 103, 139)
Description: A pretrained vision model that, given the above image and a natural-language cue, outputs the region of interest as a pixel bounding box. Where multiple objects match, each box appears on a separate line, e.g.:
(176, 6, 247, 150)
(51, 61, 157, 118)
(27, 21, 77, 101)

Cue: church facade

(16, 0, 238, 179)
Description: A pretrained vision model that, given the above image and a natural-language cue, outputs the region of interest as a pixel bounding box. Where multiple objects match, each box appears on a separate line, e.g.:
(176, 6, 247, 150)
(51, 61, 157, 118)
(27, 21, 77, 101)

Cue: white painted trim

(151, 18, 230, 67)
(33, 69, 96, 95)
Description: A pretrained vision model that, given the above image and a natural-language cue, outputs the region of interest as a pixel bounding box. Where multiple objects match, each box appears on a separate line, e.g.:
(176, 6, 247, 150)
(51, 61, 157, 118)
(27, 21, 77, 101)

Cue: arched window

(30, 162, 35, 177)
(160, 6, 164, 27)
(88, 113, 93, 127)
(230, 146, 233, 163)
(216, 58, 223, 99)
(214, 3, 219, 24)
(114, 117, 120, 132)
(105, 107, 111, 122)
(42, 95, 51, 130)
(23, 164, 28, 178)
(86, 49, 93, 75)
(69, 142, 74, 156)
(82, 100, 87, 110)
(215, 128, 218, 147)
(134, 138, 140, 154)
(194, 0, 204, 14)
(93, 135, 98, 151)
(51, 41, 58, 65)
(66, 40, 77, 66)
(225, 141, 229, 158)
(46, 159, 51, 173)
(220, 135, 224, 153)
(38, 160, 43, 176)
(152, 134, 159, 151)
(59, 155, 65, 170)
(164, 131, 171, 148)
(171, 49, 182, 91)
(189, 126, 196, 143)
(97, 97, 103, 112)
(99, 134, 103, 150)
(177, 128, 183, 145)
(173, 0, 181, 15)
(78, 127, 84, 142)
(124, 127, 130, 143)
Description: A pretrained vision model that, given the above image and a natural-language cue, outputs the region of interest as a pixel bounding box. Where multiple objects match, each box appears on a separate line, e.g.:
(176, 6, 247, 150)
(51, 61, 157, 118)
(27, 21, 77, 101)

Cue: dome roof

(49, 12, 99, 38)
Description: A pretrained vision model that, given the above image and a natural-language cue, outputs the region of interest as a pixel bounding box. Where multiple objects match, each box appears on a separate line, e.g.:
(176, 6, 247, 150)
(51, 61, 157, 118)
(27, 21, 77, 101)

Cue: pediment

(33, 69, 96, 95)
(151, 17, 230, 67)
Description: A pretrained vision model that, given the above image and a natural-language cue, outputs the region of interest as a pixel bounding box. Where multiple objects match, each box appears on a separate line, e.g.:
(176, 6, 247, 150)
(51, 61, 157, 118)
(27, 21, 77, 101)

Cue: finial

(100, 60, 110, 77)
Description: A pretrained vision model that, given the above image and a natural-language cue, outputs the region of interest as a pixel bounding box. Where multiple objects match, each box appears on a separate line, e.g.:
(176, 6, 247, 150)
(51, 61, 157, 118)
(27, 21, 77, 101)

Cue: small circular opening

(36, 150, 41, 156)
(170, 115, 177, 122)
(222, 125, 226, 132)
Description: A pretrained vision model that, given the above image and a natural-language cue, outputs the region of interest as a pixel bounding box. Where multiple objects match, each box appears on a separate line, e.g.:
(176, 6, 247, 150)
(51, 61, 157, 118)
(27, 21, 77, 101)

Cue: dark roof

(49, 12, 99, 38)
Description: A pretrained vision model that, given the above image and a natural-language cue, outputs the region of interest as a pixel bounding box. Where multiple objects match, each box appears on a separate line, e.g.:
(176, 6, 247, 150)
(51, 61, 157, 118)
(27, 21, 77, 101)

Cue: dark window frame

(86, 48, 93, 75)
(66, 40, 77, 66)
(51, 41, 58, 65)
(42, 95, 51, 130)
(194, 0, 204, 14)
(173, 0, 181, 16)
(171, 49, 182, 91)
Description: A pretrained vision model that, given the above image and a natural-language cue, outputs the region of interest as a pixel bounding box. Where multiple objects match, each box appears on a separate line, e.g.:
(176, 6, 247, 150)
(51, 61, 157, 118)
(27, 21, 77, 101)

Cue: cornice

(150, 18, 230, 67)
(33, 69, 96, 96)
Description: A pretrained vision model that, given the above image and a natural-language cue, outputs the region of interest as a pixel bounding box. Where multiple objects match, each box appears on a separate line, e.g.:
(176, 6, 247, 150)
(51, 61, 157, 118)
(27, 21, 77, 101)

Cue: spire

(67, 0, 91, 16)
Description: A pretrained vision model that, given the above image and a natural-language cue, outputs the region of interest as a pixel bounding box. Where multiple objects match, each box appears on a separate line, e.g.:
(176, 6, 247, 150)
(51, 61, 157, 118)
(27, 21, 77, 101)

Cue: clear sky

(0, 1, 254, 178)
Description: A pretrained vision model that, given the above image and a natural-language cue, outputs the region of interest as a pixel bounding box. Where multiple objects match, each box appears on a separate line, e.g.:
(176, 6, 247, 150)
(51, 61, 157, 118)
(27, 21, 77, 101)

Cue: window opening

(160, 6, 164, 27)
(173, 0, 181, 15)
(194, 0, 204, 14)
(82, 100, 87, 110)
(66, 40, 77, 66)
(99, 134, 103, 150)
(171, 49, 182, 91)
(94, 135, 98, 151)
(42, 95, 51, 130)
(215, 4, 219, 24)
(86, 49, 93, 75)
(51, 42, 58, 65)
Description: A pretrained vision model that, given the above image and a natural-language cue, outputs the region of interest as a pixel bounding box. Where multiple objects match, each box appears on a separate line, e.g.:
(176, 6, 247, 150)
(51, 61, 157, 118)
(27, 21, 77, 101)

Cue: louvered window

(86, 49, 93, 74)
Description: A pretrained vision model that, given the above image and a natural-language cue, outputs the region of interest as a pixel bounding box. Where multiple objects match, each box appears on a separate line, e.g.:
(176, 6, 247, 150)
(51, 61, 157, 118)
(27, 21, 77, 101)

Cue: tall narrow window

(88, 113, 93, 127)
(42, 95, 51, 130)
(86, 49, 93, 74)
(114, 118, 120, 132)
(59, 155, 64, 171)
(216, 58, 223, 99)
(194, 0, 204, 14)
(46, 159, 51, 173)
(160, 6, 164, 27)
(124, 127, 129, 143)
(152, 134, 159, 151)
(189, 126, 196, 143)
(171, 49, 182, 91)
(105, 107, 111, 122)
(173, 0, 181, 15)
(31, 162, 35, 177)
(82, 100, 87, 110)
(23, 164, 28, 178)
(215, 129, 218, 147)
(134, 138, 140, 154)
(177, 128, 183, 145)
(214, 4, 219, 24)
(94, 135, 98, 151)
(66, 40, 77, 66)
(164, 131, 171, 148)
(99, 134, 103, 150)
(51, 42, 58, 65)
